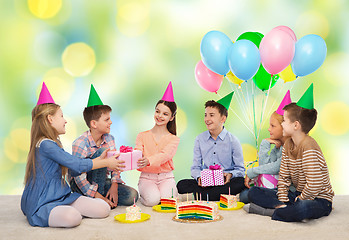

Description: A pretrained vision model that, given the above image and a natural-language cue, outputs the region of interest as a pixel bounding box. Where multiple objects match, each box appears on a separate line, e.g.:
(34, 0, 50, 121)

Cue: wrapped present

(200, 164, 225, 187)
(107, 145, 142, 171)
(256, 174, 279, 189)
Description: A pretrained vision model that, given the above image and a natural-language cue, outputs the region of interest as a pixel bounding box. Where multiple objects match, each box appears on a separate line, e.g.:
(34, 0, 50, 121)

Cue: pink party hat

(37, 82, 55, 105)
(161, 81, 175, 102)
(276, 90, 291, 115)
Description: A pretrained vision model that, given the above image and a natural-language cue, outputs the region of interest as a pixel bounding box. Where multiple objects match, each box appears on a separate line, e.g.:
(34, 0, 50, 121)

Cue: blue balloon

(227, 40, 261, 81)
(200, 31, 232, 75)
(291, 34, 327, 77)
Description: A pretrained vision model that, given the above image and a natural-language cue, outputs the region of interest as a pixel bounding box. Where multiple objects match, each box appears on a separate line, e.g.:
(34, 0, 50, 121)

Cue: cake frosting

(160, 197, 177, 210)
(176, 201, 218, 220)
(219, 194, 238, 208)
(126, 205, 141, 221)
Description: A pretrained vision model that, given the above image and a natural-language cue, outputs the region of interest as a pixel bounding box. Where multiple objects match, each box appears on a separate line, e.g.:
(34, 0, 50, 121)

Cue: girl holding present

(21, 83, 124, 227)
(136, 82, 180, 206)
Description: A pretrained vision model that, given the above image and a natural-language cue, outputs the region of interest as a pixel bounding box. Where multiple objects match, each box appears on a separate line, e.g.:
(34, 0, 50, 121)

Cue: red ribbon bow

(209, 164, 222, 170)
(119, 145, 133, 153)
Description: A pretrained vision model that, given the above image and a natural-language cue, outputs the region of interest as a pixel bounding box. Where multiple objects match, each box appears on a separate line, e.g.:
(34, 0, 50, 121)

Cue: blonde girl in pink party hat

(135, 82, 180, 206)
(239, 90, 292, 203)
(21, 82, 125, 227)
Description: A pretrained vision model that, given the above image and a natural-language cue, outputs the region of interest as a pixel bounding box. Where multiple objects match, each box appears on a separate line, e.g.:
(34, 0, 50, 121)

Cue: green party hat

(217, 91, 234, 110)
(87, 84, 104, 107)
(296, 83, 314, 109)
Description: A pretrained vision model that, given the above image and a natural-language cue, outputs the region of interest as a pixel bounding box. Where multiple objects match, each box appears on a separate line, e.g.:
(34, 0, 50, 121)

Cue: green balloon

(237, 31, 277, 91)
(236, 32, 263, 48)
(254, 32, 264, 40)
(253, 65, 278, 91)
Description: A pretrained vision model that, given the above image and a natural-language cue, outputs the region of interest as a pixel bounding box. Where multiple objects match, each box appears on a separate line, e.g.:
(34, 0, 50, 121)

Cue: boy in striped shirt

(245, 84, 334, 222)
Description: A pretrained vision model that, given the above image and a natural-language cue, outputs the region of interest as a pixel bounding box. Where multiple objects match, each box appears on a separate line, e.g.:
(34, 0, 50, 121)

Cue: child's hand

(266, 138, 282, 148)
(106, 182, 118, 208)
(100, 149, 110, 159)
(95, 192, 114, 208)
(244, 175, 251, 188)
(107, 156, 125, 172)
(137, 157, 149, 168)
(197, 177, 203, 187)
(224, 173, 232, 184)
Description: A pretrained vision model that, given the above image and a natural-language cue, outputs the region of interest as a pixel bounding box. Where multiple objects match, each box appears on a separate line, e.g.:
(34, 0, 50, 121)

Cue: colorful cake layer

(161, 198, 177, 210)
(219, 194, 238, 208)
(176, 201, 218, 220)
(126, 205, 141, 221)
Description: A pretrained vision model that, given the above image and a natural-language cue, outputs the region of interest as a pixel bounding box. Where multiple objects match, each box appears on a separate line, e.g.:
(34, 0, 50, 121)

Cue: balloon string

(256, 75, 273, 143)
(217, 92, 255, 137)
(240, 81, 254, 131)
(241, 80, 256, 138)
(251, 81, 258, 148)
(245, 80, 255, 130)
(227, 79, 254, 132)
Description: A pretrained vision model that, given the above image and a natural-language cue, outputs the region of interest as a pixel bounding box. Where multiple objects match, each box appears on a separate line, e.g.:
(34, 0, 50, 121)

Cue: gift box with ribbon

(107, 145, 142, 171)
(200, 164, 225, 187)
(256, 174, 279, 189)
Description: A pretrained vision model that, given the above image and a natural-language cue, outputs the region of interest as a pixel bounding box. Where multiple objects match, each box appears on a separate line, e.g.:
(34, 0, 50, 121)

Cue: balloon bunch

(195, 26, 327, 92)
(195, 26, 327, 149)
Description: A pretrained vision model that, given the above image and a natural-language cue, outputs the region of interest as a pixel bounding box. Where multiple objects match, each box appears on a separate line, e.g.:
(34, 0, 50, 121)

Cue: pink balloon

(274, 25, 297, 42)
(259, 28, 295, 75)
(195, 60, 223, 93)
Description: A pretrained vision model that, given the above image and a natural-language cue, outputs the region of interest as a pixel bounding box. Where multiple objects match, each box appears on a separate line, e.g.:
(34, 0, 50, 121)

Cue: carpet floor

(1, 195, 348, 240)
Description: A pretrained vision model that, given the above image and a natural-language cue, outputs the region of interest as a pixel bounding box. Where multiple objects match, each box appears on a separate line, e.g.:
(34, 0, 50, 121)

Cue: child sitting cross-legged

(177, 92, 246, 201)
(244, 84, 334, 222)
(69, 84, 138, 208)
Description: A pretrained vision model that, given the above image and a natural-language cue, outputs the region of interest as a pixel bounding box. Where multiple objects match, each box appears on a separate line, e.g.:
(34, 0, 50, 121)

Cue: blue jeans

(70, 148, 139, 206)
(248, 187, 332, 222)
(239, 188, 250, 204)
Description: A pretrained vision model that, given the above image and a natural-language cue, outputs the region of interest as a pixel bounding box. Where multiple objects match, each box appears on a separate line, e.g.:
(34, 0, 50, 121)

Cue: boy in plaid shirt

(69, 85, 138, 208)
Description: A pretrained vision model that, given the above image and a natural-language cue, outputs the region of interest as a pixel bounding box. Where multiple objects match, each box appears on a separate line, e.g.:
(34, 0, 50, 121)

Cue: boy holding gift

(245, 84, 334, 222)
(177, 92, 246, 201)
(69, 84, 138, 208)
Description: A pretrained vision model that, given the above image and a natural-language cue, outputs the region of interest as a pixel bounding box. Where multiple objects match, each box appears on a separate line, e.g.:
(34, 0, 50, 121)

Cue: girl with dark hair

(135, 82, 180, 206)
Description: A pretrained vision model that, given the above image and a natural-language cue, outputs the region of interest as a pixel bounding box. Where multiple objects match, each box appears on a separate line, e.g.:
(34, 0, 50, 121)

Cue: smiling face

(48, 107, 67, 135)
(154, 103, 173, 127)
(268, 114, 283, 140)
(93, 111, 112, 134)
(204, 106, 226, 133)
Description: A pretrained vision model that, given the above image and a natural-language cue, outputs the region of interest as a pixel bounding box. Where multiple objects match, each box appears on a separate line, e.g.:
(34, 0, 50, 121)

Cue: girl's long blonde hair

(24, 103, 67, 185)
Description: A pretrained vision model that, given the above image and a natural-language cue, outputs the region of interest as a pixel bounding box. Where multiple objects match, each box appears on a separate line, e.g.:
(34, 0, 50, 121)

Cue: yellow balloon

(279, 65, 296, 83)
(226, 71, 244, 86)
(28, 0, 62, 19)
(62, 43, 96, 77)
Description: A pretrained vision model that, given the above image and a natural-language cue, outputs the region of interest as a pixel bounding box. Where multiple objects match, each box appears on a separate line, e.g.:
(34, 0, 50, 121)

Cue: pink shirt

(135, 130, 180, 173)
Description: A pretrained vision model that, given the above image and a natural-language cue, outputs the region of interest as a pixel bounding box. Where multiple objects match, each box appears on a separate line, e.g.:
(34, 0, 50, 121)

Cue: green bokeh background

(1, 0, 349, 195)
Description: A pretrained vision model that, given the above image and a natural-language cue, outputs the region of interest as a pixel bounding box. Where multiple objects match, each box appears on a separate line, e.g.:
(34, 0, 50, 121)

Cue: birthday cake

(126, 205, 142, 221)
(219, 194, 238, 208)
(160, 197, 177, 210)
(175, 201, 219, 220)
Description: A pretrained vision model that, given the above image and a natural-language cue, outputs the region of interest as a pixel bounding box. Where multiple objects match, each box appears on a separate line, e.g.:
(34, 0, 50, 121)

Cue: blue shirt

(191, 128, 245, 180)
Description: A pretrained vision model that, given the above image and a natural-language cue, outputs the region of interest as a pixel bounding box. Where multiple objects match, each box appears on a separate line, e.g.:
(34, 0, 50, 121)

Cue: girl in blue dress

(21, 83, 124, 227)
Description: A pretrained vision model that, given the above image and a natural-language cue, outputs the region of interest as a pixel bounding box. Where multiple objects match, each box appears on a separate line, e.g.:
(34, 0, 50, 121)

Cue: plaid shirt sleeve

(72, 138, 98, 197)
